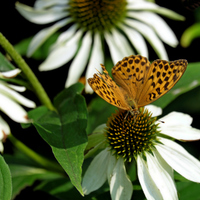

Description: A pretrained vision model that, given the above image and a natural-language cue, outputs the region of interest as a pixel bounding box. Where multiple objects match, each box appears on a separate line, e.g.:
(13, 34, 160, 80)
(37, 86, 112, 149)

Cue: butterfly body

(88, 55, 188, 114)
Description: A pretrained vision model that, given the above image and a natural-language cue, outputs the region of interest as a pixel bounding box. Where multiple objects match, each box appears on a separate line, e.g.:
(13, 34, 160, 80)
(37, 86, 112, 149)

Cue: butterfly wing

(136, 59, 188, 107)
(88, 64, 131, 110)
(112, 55, 151, 104)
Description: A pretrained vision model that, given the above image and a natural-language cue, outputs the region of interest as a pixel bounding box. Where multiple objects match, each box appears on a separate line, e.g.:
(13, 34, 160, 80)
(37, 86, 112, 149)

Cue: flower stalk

(8, 133, 63, 173)
(0, 32, 55, 111)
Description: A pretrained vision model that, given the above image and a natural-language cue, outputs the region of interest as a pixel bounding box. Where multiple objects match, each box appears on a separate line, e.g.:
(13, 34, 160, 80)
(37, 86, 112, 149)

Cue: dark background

(1, 0, 200, 199)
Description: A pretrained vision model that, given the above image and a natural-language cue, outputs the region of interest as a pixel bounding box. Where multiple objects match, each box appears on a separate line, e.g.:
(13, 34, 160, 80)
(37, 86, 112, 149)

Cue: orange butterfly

(88, 55, 187, 115)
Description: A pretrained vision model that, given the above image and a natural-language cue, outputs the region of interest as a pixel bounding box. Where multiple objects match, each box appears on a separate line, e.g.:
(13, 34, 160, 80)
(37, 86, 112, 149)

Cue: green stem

(8, 134, 63, 173)
(0, 32, 55, 111)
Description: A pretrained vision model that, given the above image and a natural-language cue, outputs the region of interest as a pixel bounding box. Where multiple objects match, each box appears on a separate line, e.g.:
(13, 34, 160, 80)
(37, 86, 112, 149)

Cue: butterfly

(88, 55, 188, 115)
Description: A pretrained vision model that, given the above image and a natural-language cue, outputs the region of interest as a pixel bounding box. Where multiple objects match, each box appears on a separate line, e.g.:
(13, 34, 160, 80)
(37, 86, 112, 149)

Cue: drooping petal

(0, 116, 10, 139)
(65, 31, 92, 88)
(5, 84, 26, 92)
(137, 154, 163, 200)
(152, 149, 174, 179)
(27, 19, 70, 57)
(110, 157, 133, 200)
(85, 33, 104, 93)
(145, 105, 162, 117)
(111, 29, 134, 57)
(0, 94, 30, 123)
(16, 2, 69, 24)
(127, 11, 178, 47)
(0, 141, 4, 153)
(156, 137, 200, 183)
(120, 24, 148, 58)
(146, 152, 178, 200)
(107, 152, 117, 185)
(0, 83, 36, 108)
(158, 112, 200, 141)
(82, 148, 110, 195)
(0, 69, 21, 79)
(125, 19, 168, 59)
(34, 0, 68, 9)
(127, 1, 185, 21)
(105, 32, 123, 64)
(39, 30, 82, 71)
(52, 24, 78, 50)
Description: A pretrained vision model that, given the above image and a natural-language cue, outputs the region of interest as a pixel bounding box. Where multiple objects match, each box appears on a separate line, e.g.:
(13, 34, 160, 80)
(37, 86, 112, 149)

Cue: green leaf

(176, 181, 200, 200)
(14, 33, 59, 60)
(0, 52, 15, 71)
(32, 83, 88, 195)
(153, 62, 200, 108)
(0, 155, 12, 200)
(87, 97, 117, 134)
(10, 164, 63, 199)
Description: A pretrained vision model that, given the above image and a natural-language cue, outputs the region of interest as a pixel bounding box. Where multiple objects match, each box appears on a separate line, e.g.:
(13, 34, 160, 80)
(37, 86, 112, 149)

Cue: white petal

(146, 152, 178, 200)
(52, 24, 78, 50)
(127, 11, 178, 47)
(158, 112, 200, 141)
(120, 24, 148, 58)
(82, 148, 110, 195)
(159, 112, 192, 126)
(105, 32, 122, 64)
(27, 19, 70, 57)
(156, 137, 200, 183)
(0, 94, 30, 123)
(0, 69, 21, 78)
(0, 83, 36, 108)
(111, 29, 134, 57)
(127, 1, 185, 20)
(0, 116, 10, 139)
(6, 84, 26, 92)
(65, 31, 92, 88)
(34, 0, 68, 9)
(152, 149, 174, 179)
(16, 2, 68, 24)
(110, 157, 133, 200)
(0, 141, 4, 153)
(145, 105, 162, 117)
(107, 152, 117, 185)
(85, 33, 104, 93)
(125, 19, 168, 59)
(39, 30, 82, 71)
(137, 155, 163, 200)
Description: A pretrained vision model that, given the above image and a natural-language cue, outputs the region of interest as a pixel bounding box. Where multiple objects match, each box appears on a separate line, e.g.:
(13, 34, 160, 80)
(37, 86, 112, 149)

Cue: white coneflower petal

(16, 2, 69, 24)
(111, 29, 134, 57)
(145, 105, 162, 117)
(137, 155, 163, 200)
(65, 32, 92, 87)
(6, 84, 26, 92)
(82, 148, 110, 195)
(120, 24, 148, 58)
(146, 152, 178, 200)
(158, 112, 200, 141)
(27, 19, 70, 57)
(152, 149, 174, 179)
(34, 0, 68, 9)
(125, 19, 168, 59)
(0, 69, 21, 78)
(127, 1, 185, 20)
(110, 157, 133, 200)
(0, 83, 36, 108)
(85, 33, 104, 93)
(52, 24, 78, 50)
(105, 32, 123, 64)
(127, 11, 178, 47)
(39, 30, 83, 71)
(0, 116, 10, 138)
(107, 153, 117, 185)
(0, 94, 30, 123)
(156, 137, 200, 183)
